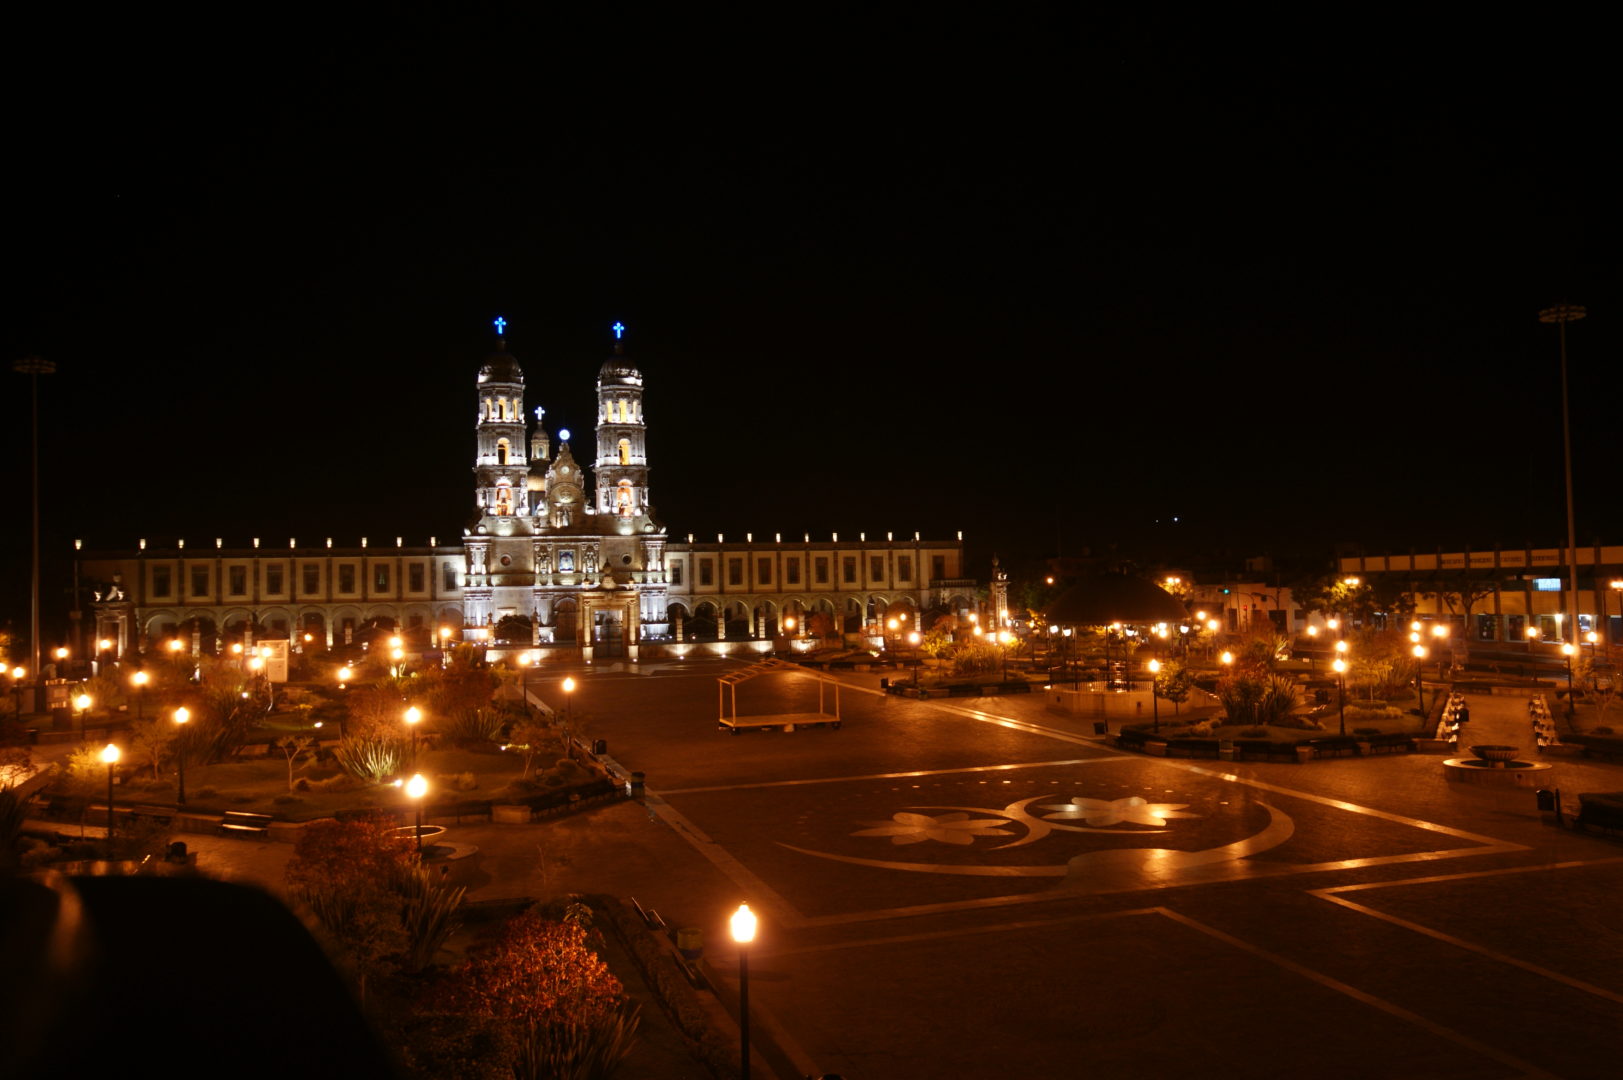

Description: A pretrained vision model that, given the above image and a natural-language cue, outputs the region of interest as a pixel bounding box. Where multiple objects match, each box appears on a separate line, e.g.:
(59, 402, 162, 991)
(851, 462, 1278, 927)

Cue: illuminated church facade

(80, 323, 973, 662)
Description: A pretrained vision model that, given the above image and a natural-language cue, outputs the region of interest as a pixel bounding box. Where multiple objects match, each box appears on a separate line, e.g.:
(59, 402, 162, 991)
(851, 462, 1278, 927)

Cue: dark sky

(4, 10, 1620, 638)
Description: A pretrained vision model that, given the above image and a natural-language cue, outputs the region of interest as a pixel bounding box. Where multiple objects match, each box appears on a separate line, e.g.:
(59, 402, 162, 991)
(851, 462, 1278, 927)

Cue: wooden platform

(717, 658, 844, 734)
(717, 710, 841, 734)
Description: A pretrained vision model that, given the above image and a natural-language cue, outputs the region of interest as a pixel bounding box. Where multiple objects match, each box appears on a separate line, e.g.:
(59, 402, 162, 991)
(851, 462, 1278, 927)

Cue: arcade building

(76, 323, 974, 664)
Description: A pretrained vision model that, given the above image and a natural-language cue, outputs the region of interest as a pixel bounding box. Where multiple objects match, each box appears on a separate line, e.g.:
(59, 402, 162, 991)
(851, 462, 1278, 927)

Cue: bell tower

(472, 317, 534, 529)
(593, 322, 652, 524)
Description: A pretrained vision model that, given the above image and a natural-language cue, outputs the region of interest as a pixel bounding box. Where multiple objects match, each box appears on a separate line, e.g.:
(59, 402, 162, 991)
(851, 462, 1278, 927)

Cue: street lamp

(1412, 644, 1428, 714)
(1146, 658, 1161, 734)
(131, 669, 148, 721)
(1561, 643, 1577, 717)
(100, 742, 120, 850)
(730, 902, 758, 1080)
(908, 631, 921, 686)
(406, 773, 428, 854)
(75, 692, 92, 744)
(1332, 657, 1348, 736)
(173, 706, 190, 805)
(404, 705, 423, 769)
(561, 676, 577, 758)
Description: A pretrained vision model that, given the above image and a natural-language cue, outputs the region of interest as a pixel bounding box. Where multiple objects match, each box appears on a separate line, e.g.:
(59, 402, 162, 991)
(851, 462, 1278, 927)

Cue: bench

(1575, 792, 1623, 834)
(220, 811, 273, 838)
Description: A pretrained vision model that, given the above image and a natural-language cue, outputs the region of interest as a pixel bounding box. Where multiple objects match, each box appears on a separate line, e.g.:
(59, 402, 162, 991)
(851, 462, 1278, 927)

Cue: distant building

(79, 324, 973, 662)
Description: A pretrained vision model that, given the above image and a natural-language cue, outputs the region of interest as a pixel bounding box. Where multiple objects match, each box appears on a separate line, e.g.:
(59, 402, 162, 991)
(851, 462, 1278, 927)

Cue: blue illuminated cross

(494, 316, 507, 335)
(612, 321, 625, 340)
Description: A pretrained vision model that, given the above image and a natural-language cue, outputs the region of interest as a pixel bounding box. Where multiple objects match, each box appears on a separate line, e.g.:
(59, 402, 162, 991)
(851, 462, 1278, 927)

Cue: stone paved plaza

(176, 660, 1623, 1078)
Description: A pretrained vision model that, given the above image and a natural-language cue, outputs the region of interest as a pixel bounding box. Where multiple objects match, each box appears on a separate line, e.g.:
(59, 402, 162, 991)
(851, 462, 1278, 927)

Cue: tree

(277, 734, 315, 791)
(130, 719, 176, 782)
(1154, 661, 1193, 714)
(1423, 574, 1496, 630)
(806, 611, 837, 644)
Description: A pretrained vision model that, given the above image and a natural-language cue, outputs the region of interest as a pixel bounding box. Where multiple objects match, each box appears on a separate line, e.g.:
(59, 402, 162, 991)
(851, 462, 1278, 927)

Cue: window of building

(409, 563, 425, 592)
(843, 557, 857, 584)
(728, 558, 744, 586)
(302, 565, 319, 594)
(266, 566, 284, 594)
(931, 555, 946, 582)
(152, 566, 172, 597)
(190, 567, 209, 598)
(497, 439, 509, 464)
(618, 438, 630, 465)
(870, 556, 884, 581)
(757, 558, 772, 584)
(443, 563, 459, 591)
(815, 557, 829, 584)
(786, 560, 800, 585)
(669, 560, 683, 585)
(339, 565, 356, 593)
(374, 565, 390, 591)
(897, 556, 912, 582)
(699, 559, 714, 586)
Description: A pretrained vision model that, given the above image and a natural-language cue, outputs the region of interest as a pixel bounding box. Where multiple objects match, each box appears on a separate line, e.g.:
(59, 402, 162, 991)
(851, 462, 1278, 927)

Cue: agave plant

(333, 735, 403, 781)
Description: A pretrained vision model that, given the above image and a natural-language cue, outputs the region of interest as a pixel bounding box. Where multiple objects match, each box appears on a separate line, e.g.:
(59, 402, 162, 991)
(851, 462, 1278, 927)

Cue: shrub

(273, 794, 303, 806)
(1352, 727, 1381, 736)
(334, 735, 403, 781)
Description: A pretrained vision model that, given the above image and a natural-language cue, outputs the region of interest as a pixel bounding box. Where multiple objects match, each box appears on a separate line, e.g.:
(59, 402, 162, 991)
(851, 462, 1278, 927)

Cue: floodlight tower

(1538, 302, 1585, 649)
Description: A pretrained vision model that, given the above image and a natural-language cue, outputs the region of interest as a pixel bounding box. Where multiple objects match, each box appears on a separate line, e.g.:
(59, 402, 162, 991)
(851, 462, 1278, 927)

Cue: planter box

(1294, 746, 1314, 763)
(1145, 741, 1168, 757)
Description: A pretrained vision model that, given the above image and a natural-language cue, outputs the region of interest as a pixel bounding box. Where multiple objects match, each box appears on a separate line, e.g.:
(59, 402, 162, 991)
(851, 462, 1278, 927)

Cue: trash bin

(1093, 722, 1108, 735)
(166, 841, 189, 864)
(676, 927, 703, 960)
(1536, 788, 1562, 826)
(879, 678, 890, 690)
(592, 739, 607, 755)
(629, 771, 645, 799)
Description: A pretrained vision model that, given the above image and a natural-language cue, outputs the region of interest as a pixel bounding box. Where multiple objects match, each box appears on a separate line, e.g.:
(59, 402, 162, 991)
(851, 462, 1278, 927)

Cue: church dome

(597, 345, 642, 388)
(478, 346, 524, 385)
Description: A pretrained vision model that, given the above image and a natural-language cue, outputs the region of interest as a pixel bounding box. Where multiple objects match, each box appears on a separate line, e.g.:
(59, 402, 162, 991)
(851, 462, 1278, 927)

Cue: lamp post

(730, 902, 758, 1080)
(404, 705, 422, 770)
(1332, 657, 1348, 736)
(1412, 644, 1428, 714)
(75, 692, 92, 744)
(173, 706, 190, 805)
(561, 676, 577, 759)
(336, 665, 353, 738)
(131, 669, 148, 721)
(1561, 643, 1577, 718)
(10, 667, 26, 719)
(1147, 658, 1161, 734)
(1430, 622, 1451, 680)
(100, 742, 120, 851)
(908, 631, 921, 686)
(1304, 625, 1318, 672)
(406, 773, 428, 854)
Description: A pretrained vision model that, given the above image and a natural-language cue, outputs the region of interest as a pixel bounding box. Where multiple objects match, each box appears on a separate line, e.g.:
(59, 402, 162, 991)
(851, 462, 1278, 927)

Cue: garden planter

(1145, 740, 1167, 757)
(1295, 745, 1314, 763)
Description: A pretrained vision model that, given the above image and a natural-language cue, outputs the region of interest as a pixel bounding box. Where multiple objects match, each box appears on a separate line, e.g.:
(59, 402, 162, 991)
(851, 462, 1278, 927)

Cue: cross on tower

(494, 316, 507, 336)
(612, 321, 625, 340)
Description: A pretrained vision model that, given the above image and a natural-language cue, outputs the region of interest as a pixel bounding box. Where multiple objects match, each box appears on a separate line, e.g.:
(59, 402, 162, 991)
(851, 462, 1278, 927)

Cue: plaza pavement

(112, 662, 1623, 1078)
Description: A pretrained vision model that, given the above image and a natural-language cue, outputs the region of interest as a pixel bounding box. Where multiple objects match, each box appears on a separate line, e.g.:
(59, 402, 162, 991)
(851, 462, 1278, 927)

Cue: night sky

(5, 11, 1620, 639)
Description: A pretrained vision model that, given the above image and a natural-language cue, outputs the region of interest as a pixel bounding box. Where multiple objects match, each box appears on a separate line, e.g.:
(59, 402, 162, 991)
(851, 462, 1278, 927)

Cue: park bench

(219, 811, 273, 838)
(1574, 792, 1623, 835)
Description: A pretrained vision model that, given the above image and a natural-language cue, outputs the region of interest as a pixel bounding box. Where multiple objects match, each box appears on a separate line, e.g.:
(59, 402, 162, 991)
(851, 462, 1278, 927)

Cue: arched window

(496, 439, 509, 465)
(496, 482, 512, 517)
(618, 438, 631, 465)
(616, 480, 634, 516)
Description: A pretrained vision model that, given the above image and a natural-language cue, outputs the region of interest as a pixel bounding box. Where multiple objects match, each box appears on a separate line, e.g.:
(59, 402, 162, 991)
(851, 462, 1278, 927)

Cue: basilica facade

(80, 325, 973, 662)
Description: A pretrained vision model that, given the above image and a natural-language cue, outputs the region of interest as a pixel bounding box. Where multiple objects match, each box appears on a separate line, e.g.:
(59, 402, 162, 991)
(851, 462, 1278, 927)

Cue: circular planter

(1469, 745, 1521, 764)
